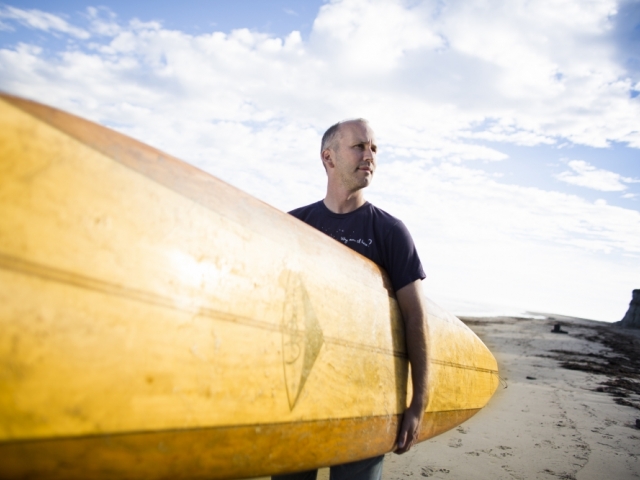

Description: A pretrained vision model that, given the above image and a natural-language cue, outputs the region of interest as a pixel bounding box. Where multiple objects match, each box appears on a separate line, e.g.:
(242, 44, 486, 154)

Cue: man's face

(326, 121, 377, 193)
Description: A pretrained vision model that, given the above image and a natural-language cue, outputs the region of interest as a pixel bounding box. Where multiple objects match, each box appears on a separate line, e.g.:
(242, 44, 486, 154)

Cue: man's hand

(395, 404, 423, 454)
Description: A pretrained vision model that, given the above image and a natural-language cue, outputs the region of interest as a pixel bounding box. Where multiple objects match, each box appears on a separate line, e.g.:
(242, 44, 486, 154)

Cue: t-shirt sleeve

(288, 207, 304, 219)
(384, 220, 426, 292)
(288, 202, 318, 222)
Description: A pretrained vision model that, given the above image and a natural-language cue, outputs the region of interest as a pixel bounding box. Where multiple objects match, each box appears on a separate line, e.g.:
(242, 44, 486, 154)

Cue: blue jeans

(272, 455, 384, 480)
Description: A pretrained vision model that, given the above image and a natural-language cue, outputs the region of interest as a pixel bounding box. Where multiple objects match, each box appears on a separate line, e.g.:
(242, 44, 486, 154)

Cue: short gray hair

(320, 118, 370, 154)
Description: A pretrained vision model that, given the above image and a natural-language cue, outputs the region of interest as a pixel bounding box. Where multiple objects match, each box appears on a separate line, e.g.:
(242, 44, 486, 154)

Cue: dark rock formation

(551, 323, 568, 334)
(620, 290, 640, 329)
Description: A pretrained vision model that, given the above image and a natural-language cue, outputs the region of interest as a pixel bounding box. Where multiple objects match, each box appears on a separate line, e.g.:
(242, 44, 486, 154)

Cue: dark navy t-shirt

(289, 201, 426, 292)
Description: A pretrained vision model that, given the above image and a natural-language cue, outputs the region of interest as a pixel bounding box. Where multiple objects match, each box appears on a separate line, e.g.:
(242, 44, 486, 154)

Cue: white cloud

(85, 6, 122, 37)
(311, 0, 443, 72)
(556, 159, 639, 191)
(1, 1, 638, 149)
(0, 0, 639, 321)
(0, 5, 89, 39)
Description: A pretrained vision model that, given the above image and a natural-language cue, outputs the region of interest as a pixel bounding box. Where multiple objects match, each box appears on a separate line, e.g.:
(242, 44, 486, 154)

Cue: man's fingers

(394, 417, 414, 454)
(396, 427, 408, 450)
(394, 409, 421, 455)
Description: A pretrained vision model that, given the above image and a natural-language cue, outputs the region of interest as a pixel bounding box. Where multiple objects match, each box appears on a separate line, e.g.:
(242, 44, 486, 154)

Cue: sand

(381, 315, 640, 480)
(255, 315, 640, 480)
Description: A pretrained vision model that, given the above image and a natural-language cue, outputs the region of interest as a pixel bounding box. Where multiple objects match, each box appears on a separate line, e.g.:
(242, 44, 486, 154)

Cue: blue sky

(1, 1, 323, 38)
(1, 0, 639, 321)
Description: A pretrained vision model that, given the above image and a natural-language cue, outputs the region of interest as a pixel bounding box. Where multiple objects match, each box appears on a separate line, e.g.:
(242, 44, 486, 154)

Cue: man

(275, 119, 429, 480)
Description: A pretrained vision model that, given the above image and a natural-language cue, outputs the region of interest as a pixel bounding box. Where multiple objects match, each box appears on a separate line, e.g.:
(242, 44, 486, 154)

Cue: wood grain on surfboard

(0, 93, 499, 480)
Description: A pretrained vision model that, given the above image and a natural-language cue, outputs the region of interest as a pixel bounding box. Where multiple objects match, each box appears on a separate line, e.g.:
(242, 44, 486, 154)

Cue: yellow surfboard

(0, 93, 498, 480)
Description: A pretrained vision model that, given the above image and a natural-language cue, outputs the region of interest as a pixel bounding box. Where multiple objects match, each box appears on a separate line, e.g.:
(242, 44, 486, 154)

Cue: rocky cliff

(619, 289, 640, 329)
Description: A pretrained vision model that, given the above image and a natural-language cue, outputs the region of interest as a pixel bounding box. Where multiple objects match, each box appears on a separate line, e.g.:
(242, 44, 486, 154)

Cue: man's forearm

(405, 311, 428, 412)
(393, 279, 429, 453)
(396, 280, 429, 413)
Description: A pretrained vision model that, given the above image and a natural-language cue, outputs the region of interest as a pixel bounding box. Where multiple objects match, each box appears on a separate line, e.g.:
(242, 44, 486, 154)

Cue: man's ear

(322, 149, 334, 169)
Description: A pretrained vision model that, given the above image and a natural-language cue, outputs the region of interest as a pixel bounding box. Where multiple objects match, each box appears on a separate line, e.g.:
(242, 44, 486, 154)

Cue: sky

(0, 0, 639, 322)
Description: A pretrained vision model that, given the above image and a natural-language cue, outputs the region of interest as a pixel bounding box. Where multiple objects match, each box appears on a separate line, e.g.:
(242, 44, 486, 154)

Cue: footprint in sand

(420, 466, 450, 477)
(501, 465, 525, 480)
(496, 446, 513, 456)
(448, 438, 462, 448)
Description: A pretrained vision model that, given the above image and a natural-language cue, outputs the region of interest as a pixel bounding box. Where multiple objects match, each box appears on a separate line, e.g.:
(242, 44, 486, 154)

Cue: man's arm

(394, 279, 429, 454)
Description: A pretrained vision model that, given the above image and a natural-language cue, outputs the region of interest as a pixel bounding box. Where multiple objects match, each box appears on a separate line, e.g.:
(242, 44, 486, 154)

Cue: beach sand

(255, 315, 640, 480)
(380, 315, 640, 480)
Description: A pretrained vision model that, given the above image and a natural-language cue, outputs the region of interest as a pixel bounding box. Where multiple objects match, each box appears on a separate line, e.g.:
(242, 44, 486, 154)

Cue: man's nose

(363, 145, 375, 160)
